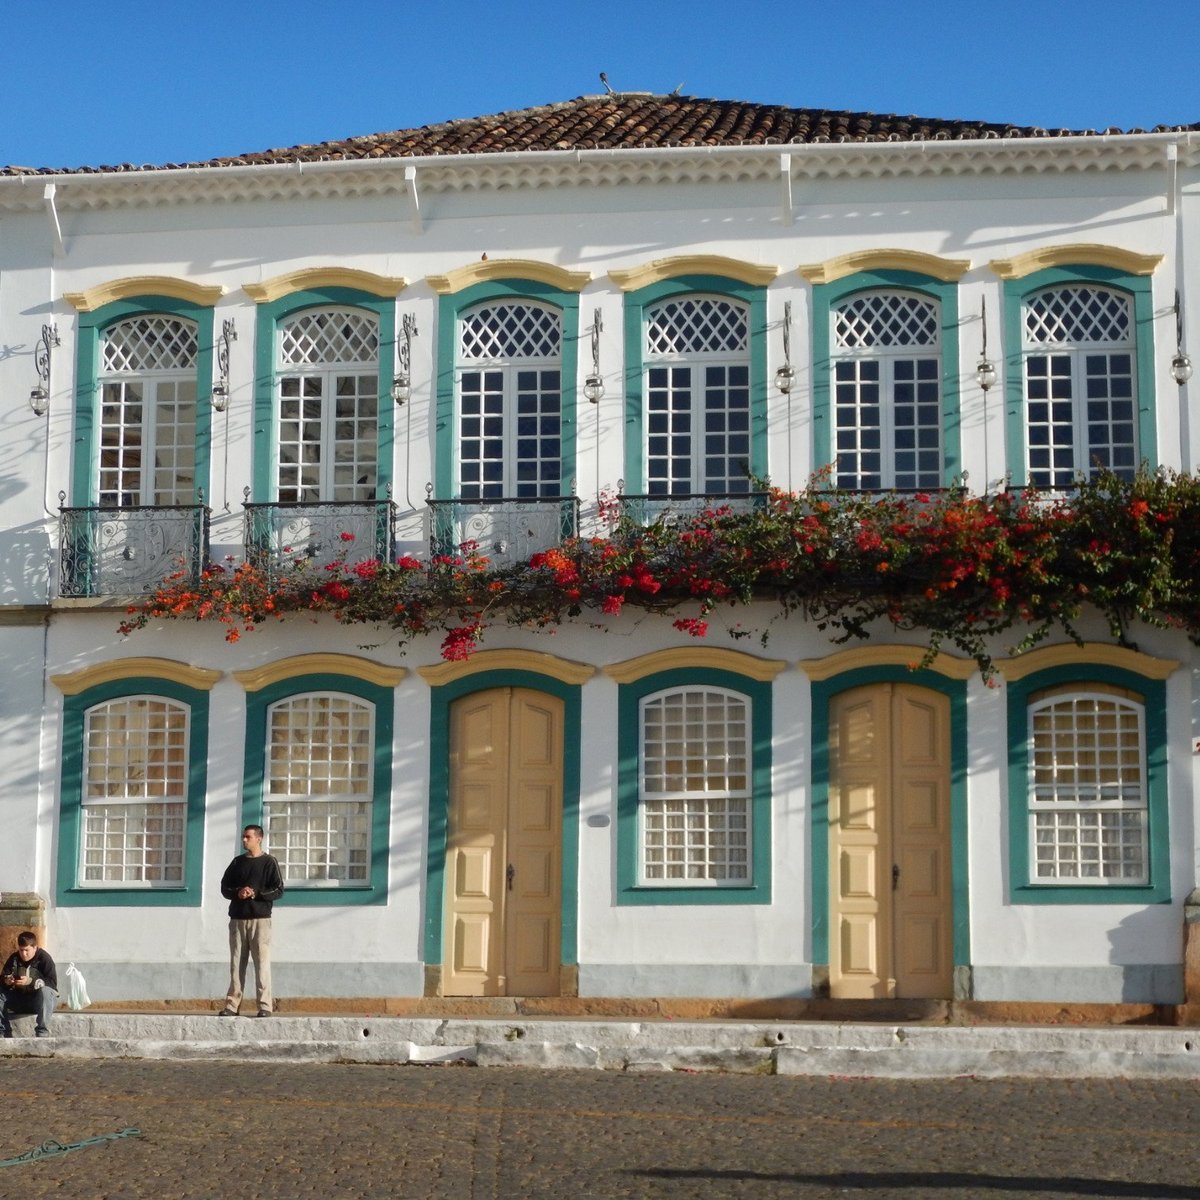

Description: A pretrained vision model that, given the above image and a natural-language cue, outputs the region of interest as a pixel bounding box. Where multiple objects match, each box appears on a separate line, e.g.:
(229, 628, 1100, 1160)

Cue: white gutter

(1, 127, 1196, 195)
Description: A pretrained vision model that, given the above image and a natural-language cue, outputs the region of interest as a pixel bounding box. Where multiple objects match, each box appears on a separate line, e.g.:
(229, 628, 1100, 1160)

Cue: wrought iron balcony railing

(243, 495, 397, 581)
(58, 501, 210, 598)
(426, 494, 580, 565)
(615, 491, 770, 527)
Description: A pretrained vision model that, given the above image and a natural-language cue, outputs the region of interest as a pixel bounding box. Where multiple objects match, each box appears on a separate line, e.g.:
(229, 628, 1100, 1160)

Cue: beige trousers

(226, 918, 273, 1013)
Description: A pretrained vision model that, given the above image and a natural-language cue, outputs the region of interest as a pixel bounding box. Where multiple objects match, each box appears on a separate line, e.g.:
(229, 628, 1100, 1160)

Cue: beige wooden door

(828, 683, 952, 999)
(444, 688, 563, 997)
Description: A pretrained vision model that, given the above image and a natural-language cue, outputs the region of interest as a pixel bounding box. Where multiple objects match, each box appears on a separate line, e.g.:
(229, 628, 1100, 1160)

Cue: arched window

(644, 296, 750, 495)
(277, 308, 379, 502)
(830, 291, 942, 490)
(457, 300, 563, 499)
(639, 685, 751, 884)
(1023, 284, 1137, 488)
(81, 695, 190, 885)
(98, 316, 198, 506)
(1027, 685, 1147, 885)
(264, 692, 374, 885)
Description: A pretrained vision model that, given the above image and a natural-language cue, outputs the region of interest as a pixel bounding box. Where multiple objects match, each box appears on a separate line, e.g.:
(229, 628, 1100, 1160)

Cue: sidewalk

(4, 1004, 1200, 1079)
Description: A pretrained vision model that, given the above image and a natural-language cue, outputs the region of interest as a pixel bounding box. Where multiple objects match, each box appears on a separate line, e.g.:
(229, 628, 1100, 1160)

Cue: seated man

(1, 931, 58, 1038)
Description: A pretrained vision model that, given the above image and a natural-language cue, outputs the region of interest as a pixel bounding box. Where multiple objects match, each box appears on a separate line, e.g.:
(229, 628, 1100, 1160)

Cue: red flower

(602, 594, 624, 614)
(339, 531, 356, 542)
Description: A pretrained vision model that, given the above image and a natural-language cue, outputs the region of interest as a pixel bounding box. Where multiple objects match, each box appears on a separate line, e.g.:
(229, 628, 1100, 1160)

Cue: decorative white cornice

(1, 133, 1194, 215)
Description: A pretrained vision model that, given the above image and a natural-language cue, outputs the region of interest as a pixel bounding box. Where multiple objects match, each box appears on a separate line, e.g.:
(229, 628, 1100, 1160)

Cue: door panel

(829, 684, 952, 999)
(445, 688, 563, 997)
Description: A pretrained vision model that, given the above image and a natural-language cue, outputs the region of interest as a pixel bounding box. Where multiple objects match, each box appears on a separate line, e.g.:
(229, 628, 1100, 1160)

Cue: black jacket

(2, 947, 57, 992)
(221, 852, 285, 919)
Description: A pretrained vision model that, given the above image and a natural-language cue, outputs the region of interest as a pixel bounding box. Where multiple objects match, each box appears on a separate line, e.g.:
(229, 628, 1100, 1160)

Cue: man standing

(1, 931, 58, 1038)
(219, 824, 284, 1017)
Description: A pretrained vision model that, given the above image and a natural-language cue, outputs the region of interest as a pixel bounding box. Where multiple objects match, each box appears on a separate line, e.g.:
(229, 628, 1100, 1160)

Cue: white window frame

(829, 290, 942, 491)
(456, 300, 564, 500)
(1026, 688, 1149, 886)
(79, 695, 190, 888)
(263, 690, 375, 887)
(644, 295, 751, 496)
(276, 307, 380, 503)
(1022, 284, 1138, 489)
(637, 685, 753, 887)
(97, 316, 199, 507)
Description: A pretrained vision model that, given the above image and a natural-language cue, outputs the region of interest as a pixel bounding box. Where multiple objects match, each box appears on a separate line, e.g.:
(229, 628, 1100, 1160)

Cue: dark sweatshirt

(2, 947, 57, 992)
(220, 852, 285, 919)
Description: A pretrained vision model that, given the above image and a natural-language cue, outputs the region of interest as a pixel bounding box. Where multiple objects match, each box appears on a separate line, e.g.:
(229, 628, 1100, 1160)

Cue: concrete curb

(4, 1013, 1200, 1078)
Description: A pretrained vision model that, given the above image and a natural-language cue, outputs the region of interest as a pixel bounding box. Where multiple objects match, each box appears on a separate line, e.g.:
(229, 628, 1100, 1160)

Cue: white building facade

(1, 95, 1197, 1006)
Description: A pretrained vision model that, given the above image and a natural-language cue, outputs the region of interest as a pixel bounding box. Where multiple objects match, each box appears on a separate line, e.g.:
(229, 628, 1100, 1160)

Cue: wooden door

(444, 688, 563, 996)
(828, 683, 952, 999)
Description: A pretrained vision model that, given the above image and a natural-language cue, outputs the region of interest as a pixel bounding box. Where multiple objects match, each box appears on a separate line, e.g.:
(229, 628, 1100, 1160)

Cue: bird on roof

(600, 72, 614, 95)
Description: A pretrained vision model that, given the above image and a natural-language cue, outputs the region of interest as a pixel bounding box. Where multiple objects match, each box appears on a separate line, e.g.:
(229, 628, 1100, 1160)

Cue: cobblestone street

(1, 1059, 1199, 1198)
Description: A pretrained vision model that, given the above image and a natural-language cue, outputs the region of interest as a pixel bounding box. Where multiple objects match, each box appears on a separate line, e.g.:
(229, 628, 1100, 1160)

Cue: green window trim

(621, 274, 768, 492)
(1002, 264, 1155, 488)
(56, 676, 210, 907)
(811, 269, 962, 487)
(240, 672, 393, 906)
(251, 287, 397, 501)
(616, 666, 772, 905)
(1006, 663, 1169, 904)
(71, 295, 216, 506)
(809, 666, 970, 966)
(434, 279, 581, 498)
(423, 669, 582, 966)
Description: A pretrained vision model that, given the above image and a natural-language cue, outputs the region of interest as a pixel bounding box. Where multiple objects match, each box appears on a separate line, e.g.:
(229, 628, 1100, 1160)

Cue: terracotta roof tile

(4, 94, 1196, 176)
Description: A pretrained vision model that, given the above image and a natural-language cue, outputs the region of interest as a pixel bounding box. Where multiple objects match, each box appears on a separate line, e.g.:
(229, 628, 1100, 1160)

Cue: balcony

(615, 491, 770, 527)
(59, 504, 210, 599)
(426, 495, 580, 566)
(243, 497, 396, 581)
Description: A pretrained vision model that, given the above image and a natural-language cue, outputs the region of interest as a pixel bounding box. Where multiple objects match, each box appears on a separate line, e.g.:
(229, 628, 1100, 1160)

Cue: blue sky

(3, 0, 1198, 170)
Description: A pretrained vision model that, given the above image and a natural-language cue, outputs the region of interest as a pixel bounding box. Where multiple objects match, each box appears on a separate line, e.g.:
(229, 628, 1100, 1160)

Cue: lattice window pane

(102, 317, 197, 373)
(279, 310, 379, 365)
(81, 697, 189, 886)
(266, 800, 371, 883)
(833, 293, 939, 349)
(640, 687, 751, 884)
(1028, 692, 1147, 884)
(265, 693, 374, 886)
(1024, 286, 1132, 346)
(459, 303, 561, 361)
(646, 298, 748, 357)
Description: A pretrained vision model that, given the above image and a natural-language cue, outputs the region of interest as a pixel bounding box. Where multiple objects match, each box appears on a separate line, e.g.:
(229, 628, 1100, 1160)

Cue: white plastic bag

(64, 962, 91, 1011)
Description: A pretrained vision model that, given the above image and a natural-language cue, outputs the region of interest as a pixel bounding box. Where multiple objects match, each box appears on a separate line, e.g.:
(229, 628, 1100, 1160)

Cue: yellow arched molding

(52, 658, 223, 695)
(233, 654, 407, 692)
(798, 250, 971, 286)
(64, 277, 225, 313)
(242, 268, 408, 304)
(426, 259, 592, 295)
(609, 255, 780, 291)
(797, 645, 975, 682)
(998, 642, 1178, 683)
(418, 648, 595, 687)
(604, 646, 787, 685)
(988, 245, 1163, 280)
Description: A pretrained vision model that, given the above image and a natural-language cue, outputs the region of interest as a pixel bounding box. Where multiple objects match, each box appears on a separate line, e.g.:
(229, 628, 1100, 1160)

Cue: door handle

(892, 863, 901, 891)
(506, 863, 514, 891)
